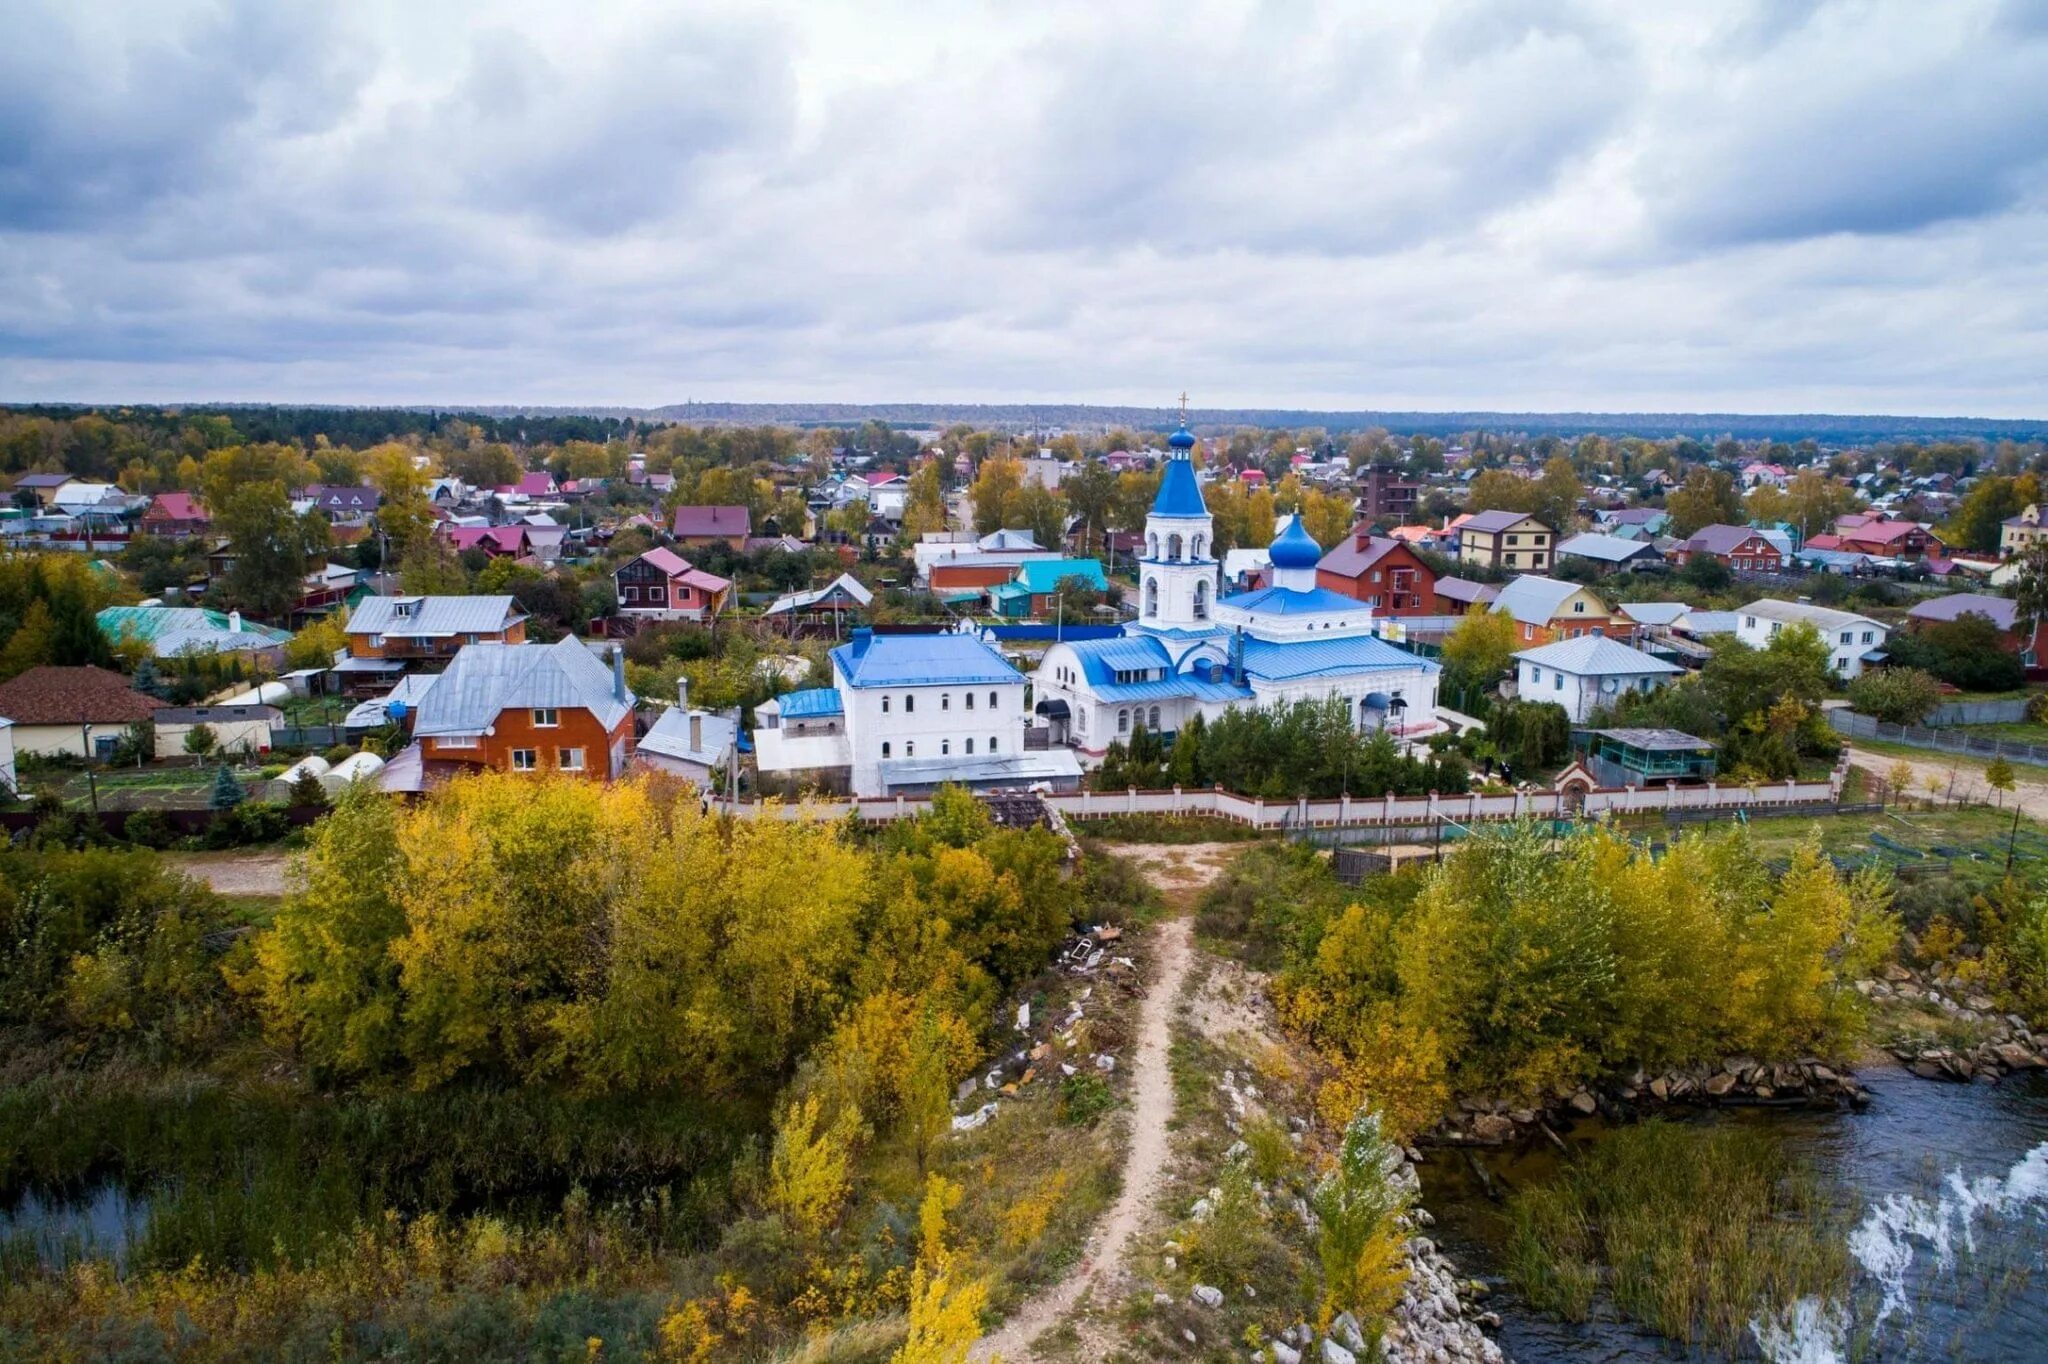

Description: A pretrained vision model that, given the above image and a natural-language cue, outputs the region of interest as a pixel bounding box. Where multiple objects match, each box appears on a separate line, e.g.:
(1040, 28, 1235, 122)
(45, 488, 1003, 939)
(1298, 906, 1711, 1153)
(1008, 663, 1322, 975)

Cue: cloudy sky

(4, 0, 2047, 415)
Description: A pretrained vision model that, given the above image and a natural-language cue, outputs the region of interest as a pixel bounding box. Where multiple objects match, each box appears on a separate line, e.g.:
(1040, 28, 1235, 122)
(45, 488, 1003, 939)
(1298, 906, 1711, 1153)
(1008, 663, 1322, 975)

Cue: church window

(965, 738, 974, 754)
(1118, 708, 1130, 733)
(1148, 705, 1161, 729)
(1144, 578, 1159, 618)
(1168, 533, 1183, 560)
(966, 692, 974, 709)
(1193, 580, 1209, 620)
(905, 694, 915, 712)
(989, 690, 999, 708)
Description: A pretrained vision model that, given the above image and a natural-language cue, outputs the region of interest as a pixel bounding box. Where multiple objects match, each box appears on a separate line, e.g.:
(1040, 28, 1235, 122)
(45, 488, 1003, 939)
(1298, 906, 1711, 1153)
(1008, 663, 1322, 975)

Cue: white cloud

(0, 0, 2045, 416)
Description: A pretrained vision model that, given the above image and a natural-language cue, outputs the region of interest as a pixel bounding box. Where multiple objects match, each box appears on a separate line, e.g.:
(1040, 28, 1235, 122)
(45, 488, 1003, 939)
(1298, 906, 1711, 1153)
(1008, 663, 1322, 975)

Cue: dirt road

(972, 842, 1234, 1362)
(1847, 745, 2048, 818)
(165, 851, 291, 897)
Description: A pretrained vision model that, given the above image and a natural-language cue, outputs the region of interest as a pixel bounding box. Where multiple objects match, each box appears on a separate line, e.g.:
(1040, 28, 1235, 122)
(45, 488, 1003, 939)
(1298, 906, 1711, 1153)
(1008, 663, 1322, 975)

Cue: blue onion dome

(1268, 514, 1322, 569)
(1167, 423, 1196, 451)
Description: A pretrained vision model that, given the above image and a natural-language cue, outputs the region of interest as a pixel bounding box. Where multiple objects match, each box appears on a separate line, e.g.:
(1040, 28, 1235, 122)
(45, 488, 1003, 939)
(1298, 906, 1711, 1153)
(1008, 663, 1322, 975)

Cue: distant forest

(6, 402, 2046, 446)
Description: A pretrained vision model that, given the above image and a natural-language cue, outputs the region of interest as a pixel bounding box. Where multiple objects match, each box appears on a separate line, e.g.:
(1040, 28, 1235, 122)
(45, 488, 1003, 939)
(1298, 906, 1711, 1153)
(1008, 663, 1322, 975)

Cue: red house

(614, 548, 733, 622)
(140, 492, 209, 538)
(670, 505, 751, 549)
(440, 525, 532, 560)
(1830, 520, 1944, 559)
(1314, 528, 1438, 616)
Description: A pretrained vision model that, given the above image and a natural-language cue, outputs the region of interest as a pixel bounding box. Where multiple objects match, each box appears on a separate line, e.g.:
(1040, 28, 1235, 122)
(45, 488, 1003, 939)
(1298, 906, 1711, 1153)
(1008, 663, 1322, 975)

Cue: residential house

(1905, 592, 2048, 678)
(0, 665, 161, 758)
(151, 704, 278, 759)
(1597, 507, 1672, 537)
(1434, 577, 1501, 613)
(1492, 576, 1632, 646)
(670, 505, 751, 549)
(633, 700, 738, 786)
(1456, 510, 1553, 571)
(303, 485, 381, 524)
(763, 573, 874, 628)
(1314, 530, 1438, 615)
(1513, 637, 1683, 723)
(499, 471, 557, 499)
(1355, 467, 1418, 522)
(340, 595, 527, 689)
(1733, 599, 1889, 678)
(1814, 519, 1945, 560)
(96, 605, 291, 662)
(987, 558, 1110, 618)
(1674, 524, 1785, 572)
(10, 472, 78, 509)
(411, 636, 636, 779)
(613, 547, 733, 622)
(2002, 504, 2048, 556)
(1556, 531, 1665, 573)
(1575, 728, 1718, 787)
(140, 492, 209, 538)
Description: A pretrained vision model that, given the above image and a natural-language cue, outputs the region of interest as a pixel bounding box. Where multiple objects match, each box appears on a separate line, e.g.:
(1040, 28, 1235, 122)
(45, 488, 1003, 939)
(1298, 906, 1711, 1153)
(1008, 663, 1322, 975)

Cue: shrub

(121, 809, 176, 850)
(1058, 1072, 1113, 1126)
(183, 723, 219, 758)
(1847, 667, 1942, 724)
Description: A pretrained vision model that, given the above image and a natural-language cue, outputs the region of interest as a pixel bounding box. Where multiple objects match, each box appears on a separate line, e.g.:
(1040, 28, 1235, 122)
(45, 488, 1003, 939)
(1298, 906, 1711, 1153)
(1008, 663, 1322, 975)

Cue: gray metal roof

(1582, 727, 1716, 751)
(638, 707, 738, 766)
(414, 637, 633, 736)
(347, 595, 523, 638)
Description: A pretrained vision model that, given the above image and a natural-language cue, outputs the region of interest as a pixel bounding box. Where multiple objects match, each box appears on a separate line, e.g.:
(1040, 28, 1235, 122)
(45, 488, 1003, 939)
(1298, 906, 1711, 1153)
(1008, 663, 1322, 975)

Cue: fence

(1828, 709, 2048, 767)
(712, 767, 1848, 829)
(1926, 698, 2031, 726)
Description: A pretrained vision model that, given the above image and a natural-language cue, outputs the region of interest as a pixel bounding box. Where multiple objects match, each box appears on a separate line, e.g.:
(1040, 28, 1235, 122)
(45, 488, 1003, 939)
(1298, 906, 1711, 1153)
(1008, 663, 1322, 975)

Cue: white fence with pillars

(714, 761, 1850, 828)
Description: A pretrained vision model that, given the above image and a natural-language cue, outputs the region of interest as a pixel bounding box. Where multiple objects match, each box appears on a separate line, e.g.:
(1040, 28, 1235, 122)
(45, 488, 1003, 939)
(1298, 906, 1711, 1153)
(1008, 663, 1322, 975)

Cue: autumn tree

(969, 456, 1024, 535)
(1438, 608, 1517, 709)
(1664, 468, 1745, 537)
(902, 461, 949, 538)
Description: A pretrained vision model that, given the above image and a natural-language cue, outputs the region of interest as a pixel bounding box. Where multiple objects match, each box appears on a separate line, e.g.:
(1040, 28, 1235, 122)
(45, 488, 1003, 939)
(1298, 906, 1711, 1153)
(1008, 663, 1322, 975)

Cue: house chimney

(228, 609, 242, 633)
(678, 675, 690, 709)
(611, 643, 627, 702)
(689, 712, 703, 753)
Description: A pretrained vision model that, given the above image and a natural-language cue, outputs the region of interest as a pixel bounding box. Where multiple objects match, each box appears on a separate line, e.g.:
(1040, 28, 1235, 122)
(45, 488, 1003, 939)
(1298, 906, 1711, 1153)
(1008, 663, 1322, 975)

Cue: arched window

(941, 740, 950, 755)
(1144, 577, 1159, 618)
(1148, 532, 1160, 558)
(1191, 533, 1205, 559)
(905, 741, 915, 756)
(882, 742, 891, 758)
(1148, 705, 1161, 730)
(1118, 708, 1130, 733)
(1193, 579, 1210, 620)
(1168, 532, 1184, 561)
(988, 690, 998, 709)
(905, 694, 915, 713)
(990, 735, 999, 752)
(965, 692, 975, 710)
(941, 693, 949, 711)
(882, 695, 890, 713)
(965, 737, 975, 754)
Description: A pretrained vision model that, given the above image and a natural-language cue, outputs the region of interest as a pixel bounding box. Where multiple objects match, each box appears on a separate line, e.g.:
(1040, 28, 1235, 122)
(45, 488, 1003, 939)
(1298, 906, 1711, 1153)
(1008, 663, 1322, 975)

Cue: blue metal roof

(1151, 456, 1208, 518)
(1218, 585, 1372, 616)
(1058, 635, 1251, 703)
(831, 631, 1022, 688)
(777, 687, 843, 719)
(1238, 634, 1439, 682)
(981, 624, 1124, 641)
(1063, 635, 1174, 683)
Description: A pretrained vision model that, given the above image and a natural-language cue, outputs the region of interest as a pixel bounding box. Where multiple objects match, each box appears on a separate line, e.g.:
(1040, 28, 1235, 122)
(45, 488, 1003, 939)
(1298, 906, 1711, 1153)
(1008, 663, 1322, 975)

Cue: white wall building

(1734, 599, 1890, 678)
(1512, 637, 1683, 724)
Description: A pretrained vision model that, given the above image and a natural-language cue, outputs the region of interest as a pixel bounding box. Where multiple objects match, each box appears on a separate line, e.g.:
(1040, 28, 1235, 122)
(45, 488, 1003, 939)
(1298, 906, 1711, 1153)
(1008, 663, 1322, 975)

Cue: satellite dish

(1601, 678, 1618, 693)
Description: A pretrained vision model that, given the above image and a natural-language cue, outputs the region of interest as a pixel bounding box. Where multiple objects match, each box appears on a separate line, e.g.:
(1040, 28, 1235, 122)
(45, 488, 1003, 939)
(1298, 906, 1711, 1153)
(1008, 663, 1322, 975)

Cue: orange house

(344, 595, 529, 663)
(411, 636, 636, 779)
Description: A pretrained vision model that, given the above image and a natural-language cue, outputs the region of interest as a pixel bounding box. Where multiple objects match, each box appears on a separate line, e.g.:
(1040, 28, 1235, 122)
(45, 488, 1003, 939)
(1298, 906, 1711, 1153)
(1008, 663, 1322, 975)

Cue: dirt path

(165, 851, 291, 897)
(973, 842, 1235, 1361)
(1848, 744, 2048, 817)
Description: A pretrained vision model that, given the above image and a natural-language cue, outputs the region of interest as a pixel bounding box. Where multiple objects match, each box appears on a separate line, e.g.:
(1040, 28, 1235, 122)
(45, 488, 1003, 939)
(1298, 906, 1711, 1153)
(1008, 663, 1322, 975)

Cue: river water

(1419, 1066, 2048, 1363)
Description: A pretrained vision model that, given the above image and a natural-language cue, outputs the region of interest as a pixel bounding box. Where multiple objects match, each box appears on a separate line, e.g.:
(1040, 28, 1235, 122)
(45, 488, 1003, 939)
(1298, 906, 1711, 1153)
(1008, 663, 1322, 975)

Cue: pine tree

(209, 764, 247, 810)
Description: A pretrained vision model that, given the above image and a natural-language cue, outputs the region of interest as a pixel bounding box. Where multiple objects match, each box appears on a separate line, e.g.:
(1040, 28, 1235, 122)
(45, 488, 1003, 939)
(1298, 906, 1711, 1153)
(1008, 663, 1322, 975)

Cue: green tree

(1846, 667, 1943, 724)
(1986, 755, 2017, 807)
(1439, 608, 1517, 710)
(216, 482, 329, 619)
(968, 456, 1024, 535)
(1665, 468, 1744, 538)
(183, 723, 219, 758)
(1062, 460, 1117, 555)
(208, 764, 246, 810)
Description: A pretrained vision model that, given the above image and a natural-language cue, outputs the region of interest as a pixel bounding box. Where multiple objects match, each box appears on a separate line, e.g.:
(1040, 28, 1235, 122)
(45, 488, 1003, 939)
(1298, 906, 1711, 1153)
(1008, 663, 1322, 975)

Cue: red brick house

(614, 548, 733, 622)
(439, 524, 532, 560)
(410, 637, 636, 779)
(1673, 524, 1784, 572)
(1314, 529, 1438, 616)
(140, 492, 208, 538)
(1827, 519, 1945, 559)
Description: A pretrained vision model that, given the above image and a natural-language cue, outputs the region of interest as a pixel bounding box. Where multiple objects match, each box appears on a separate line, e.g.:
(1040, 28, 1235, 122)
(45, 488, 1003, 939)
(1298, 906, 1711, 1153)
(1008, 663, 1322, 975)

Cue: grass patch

(1503, 1120, 1849, 1354)
(1068, 813, 1266, 844)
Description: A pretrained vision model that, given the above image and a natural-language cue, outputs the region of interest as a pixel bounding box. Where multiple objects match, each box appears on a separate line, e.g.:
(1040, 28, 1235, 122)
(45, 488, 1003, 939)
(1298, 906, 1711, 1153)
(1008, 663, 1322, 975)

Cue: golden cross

(1178, 391, 1188, 423)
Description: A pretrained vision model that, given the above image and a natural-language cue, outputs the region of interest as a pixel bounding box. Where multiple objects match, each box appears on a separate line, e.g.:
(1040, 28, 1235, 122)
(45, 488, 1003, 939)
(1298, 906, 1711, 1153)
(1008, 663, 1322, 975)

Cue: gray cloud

(1, 0, 2046, 415)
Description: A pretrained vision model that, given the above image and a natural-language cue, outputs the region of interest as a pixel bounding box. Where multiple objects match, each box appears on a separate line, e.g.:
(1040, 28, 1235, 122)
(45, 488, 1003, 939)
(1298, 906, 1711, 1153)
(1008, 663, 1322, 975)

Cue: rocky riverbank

(1858, 961, 2048, 1081)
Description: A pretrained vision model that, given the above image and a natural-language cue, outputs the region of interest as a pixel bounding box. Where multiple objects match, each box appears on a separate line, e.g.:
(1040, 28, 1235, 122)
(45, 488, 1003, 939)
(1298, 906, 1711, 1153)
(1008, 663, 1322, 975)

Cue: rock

(1183, 1328, 1198, 1345)
(1094, 1054, 1116, 1072)
(1270, 1343, 1303, 1364)
(1469, 1113, 1515, 1144)
(1995, 1042, 2041, 1069)
(1649, 1076, 1670, 1100)
(1909, 1061, 1945, 1080)
(1723, 1054, 1759, 1075)
(1332, 1311, 1367, 1352)
(1192, 1284, 1224, 1308)
(1016, 1002, 1030, 1031)
(1163, 1256, 1177, 1271)
(1152, 1292, 1173, 1306)
(1882, 963, 1914, 983)
(1568, 1091, 1598, 1115)
(1704, 1071, 1738, 1097)
(1320, 1340, 1358, 1364)
(1809, 1062, 1838, 1083)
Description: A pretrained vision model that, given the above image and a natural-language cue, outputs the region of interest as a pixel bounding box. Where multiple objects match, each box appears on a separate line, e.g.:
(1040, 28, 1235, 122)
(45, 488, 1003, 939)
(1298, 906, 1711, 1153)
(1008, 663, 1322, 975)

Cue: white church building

(1031, 421, 1442, 760)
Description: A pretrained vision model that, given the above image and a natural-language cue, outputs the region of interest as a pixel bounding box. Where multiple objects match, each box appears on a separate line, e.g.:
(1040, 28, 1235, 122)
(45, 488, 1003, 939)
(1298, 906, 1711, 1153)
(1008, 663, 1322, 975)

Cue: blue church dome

(1268, 515, 1322, 569)
(1167, 423, 1196, 451)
